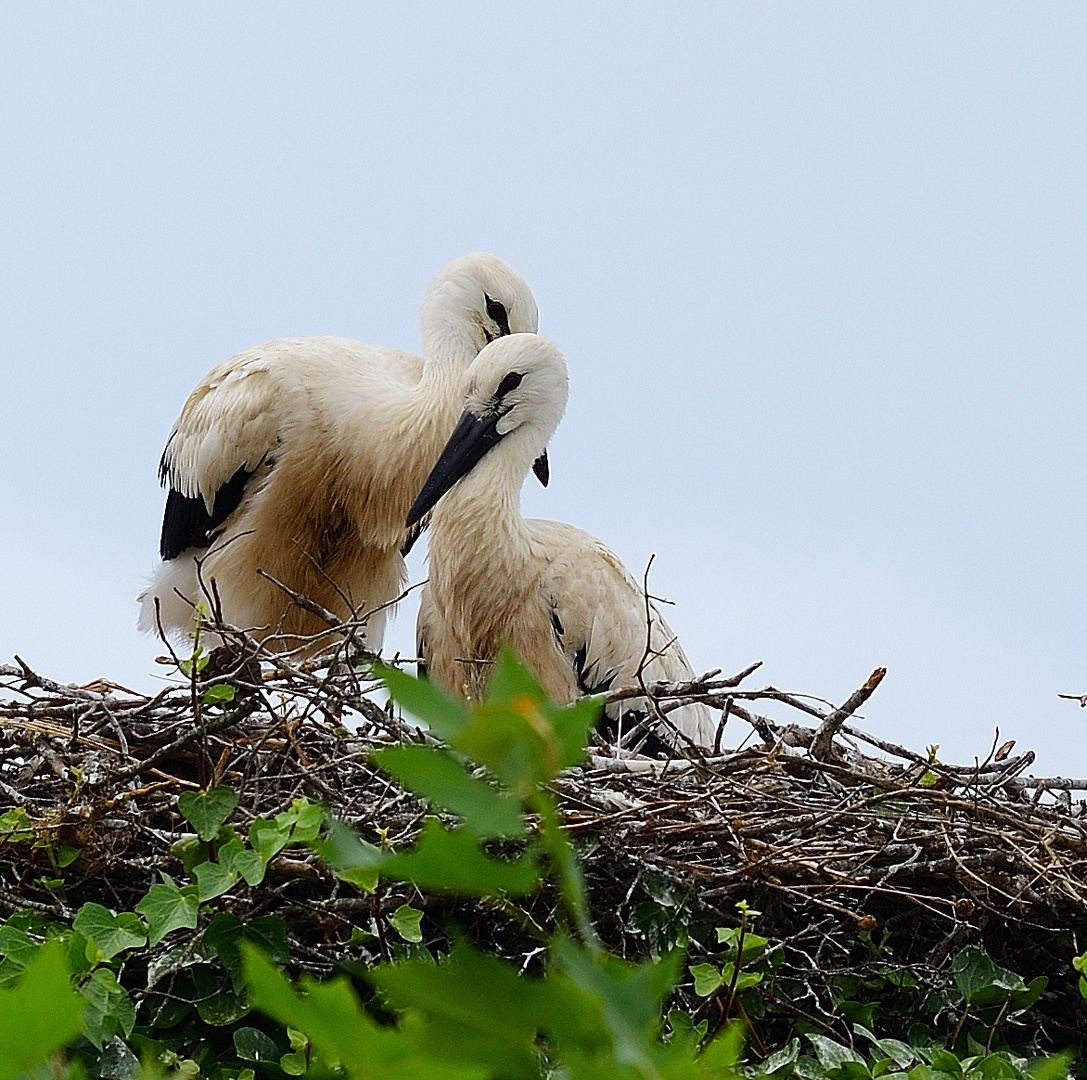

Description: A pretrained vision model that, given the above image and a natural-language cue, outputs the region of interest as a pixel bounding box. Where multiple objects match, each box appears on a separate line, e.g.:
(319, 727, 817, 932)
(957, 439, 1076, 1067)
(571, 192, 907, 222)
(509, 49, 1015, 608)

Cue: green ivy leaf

(55, 845, 81, 868)
(233, 1026, 281, 1063)
(170, 834, 211, 874)
(276, 798, 326, 843)
(280, 1029, 310, 1076)
(73, 903, 146, 962)
(81, 967, 136, 1050)
(192, 964, 250, 1026)
(835, 1062, 877, 1080)
(205, 913, 290, 995)
(202, 682, 237, 704)
(178, 647, 210, 677)
(193, 860, 240, 902)
(0, 808, 34, 843)
(241, 916, 290, 965)
(716, 925, 769, 962)
(280, 1050, 308, 1076)
(854, 1025, 917, 1069)
(0, 942, 82, 1080)
(951, 947, 1045, 1011)
(690, 962, 723, 997)
(732, 970, 764, 992)
(806, 1034, 867, 1072)
(0, 922, 38, 985)
(389, 904, 424, 944)
(178, 786, 238, 841)
(219, 838, 267, 886)
(249, 818, 293, 864)
(372, 745, 526, 838)
(135, 882, 200, 947)
(761, 1037, 801, 1075)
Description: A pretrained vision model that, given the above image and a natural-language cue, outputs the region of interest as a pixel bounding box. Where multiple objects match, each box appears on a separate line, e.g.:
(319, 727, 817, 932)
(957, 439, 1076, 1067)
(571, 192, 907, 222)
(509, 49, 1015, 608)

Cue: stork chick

(408, 333, 718, 752)
(139, 252, 538, 651)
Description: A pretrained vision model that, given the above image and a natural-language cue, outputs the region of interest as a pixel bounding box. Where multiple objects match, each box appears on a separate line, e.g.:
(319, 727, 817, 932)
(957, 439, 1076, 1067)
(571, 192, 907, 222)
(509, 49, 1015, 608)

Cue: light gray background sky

(2, 5, 1085, 773)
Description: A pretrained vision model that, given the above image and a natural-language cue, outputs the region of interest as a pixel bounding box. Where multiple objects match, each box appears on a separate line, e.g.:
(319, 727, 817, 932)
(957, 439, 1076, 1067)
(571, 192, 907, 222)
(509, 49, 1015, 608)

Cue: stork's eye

(495, 371, 524, 399)
(484, 294, 511, 336)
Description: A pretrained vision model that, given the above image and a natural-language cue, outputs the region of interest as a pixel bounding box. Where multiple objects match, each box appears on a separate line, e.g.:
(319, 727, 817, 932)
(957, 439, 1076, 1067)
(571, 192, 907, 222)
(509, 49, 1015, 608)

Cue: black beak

(407, 410, 503, 527)
(532, 449, 549, 487)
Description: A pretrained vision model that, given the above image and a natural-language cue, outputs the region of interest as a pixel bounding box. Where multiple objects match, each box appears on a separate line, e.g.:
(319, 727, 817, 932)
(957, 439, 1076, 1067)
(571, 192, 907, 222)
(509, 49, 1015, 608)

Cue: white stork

(408, 333, 718, 752)
(138, 252, 539, 651)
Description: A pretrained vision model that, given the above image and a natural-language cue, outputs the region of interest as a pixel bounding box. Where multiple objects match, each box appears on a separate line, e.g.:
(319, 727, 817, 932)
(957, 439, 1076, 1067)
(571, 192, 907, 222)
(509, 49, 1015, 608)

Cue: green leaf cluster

(244, 935, 742, 1080)
(0, 774, 327, 1078)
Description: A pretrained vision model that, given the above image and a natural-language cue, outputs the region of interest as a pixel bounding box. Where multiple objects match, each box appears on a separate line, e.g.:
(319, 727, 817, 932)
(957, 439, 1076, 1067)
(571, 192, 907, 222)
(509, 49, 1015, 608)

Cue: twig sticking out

(99, 697, 262, 788)
(256, 569, 348, 631)
(810, 667, 887, 762)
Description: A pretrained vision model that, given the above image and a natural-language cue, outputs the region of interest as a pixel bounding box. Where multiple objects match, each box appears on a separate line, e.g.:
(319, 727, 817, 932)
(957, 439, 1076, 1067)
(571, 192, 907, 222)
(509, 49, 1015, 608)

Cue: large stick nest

(2, 623, 1087, 1051)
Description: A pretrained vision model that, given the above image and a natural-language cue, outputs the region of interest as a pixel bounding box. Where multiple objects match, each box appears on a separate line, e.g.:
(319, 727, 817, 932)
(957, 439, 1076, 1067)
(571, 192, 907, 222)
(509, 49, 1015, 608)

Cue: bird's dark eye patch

(484, 294, 511, 336)
(495, 371, 524, 399)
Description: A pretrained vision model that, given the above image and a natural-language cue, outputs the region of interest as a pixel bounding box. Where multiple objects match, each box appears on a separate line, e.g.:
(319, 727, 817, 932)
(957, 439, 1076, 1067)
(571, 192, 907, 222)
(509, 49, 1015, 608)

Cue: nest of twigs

(3, 618, 1087, 1051)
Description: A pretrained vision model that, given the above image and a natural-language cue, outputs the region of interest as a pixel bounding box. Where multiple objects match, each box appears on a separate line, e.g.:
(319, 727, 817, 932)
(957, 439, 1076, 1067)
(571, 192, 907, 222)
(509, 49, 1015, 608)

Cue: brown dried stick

(810, 667, 887, 762)
(96, 697, 262, 787)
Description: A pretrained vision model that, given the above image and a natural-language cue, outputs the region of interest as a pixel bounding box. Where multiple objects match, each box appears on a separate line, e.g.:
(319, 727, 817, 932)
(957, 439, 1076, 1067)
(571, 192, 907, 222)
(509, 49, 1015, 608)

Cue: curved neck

(429, 452, 530, 566)
(421, 318, 485, 376)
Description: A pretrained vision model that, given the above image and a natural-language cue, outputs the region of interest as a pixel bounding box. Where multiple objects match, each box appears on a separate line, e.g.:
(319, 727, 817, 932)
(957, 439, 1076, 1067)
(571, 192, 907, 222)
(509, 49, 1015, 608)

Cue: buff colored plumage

(139, 252, 538, 649)
(410, 333, 718, 751)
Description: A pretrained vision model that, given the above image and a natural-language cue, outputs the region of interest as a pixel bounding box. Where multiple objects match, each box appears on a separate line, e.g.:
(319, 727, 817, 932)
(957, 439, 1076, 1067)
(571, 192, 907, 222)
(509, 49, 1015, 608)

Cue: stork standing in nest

(407, 333, 718, 752)
(138, 252, 539, 651)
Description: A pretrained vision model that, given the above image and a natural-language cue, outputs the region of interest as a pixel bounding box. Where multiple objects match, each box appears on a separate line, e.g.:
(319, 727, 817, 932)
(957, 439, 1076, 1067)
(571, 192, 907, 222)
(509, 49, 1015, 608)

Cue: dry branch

(810, 667, 887, 761)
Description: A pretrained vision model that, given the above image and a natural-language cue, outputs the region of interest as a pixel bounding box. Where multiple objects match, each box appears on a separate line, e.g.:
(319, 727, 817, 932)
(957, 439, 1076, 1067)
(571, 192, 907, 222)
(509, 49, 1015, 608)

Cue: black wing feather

(159, 464, 253, 560)
(572, 642, 674, 759)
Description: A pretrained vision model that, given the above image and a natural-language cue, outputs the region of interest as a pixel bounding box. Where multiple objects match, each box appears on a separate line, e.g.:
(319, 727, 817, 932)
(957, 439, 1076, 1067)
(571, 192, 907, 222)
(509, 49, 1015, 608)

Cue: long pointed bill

(406, 410, 504, 527)
(532, 448, 549, 487)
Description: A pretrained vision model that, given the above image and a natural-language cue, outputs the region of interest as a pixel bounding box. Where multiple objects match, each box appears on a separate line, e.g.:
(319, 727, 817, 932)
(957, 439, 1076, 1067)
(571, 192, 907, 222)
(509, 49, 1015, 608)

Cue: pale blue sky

(2, 5, 1085, 773)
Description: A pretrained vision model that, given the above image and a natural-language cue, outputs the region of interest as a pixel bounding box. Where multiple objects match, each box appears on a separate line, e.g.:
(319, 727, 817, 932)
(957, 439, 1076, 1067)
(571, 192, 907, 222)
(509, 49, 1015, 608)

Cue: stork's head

(407, 334, 568, 526)
(419, 252, 539, 361)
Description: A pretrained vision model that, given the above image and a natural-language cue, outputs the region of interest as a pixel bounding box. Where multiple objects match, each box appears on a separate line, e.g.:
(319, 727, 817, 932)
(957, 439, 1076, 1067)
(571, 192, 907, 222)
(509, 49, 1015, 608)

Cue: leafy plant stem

(529, 790, 600, 955)
(482, 895, 550, 943)
(189, 612, 207, 789)
(700, 903, 751, 1053)
(947, 1004, 971, 1051)
(372, 880, 391, 963)
(985, 998, 1010, 1055)
(732, 997, 768, 1059)
(723, 907, 750, 1017)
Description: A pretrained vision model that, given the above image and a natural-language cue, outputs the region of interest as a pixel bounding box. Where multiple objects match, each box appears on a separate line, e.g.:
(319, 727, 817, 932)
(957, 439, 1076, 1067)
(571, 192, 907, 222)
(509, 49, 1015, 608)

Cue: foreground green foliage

(0, 651, 1079, 1078)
